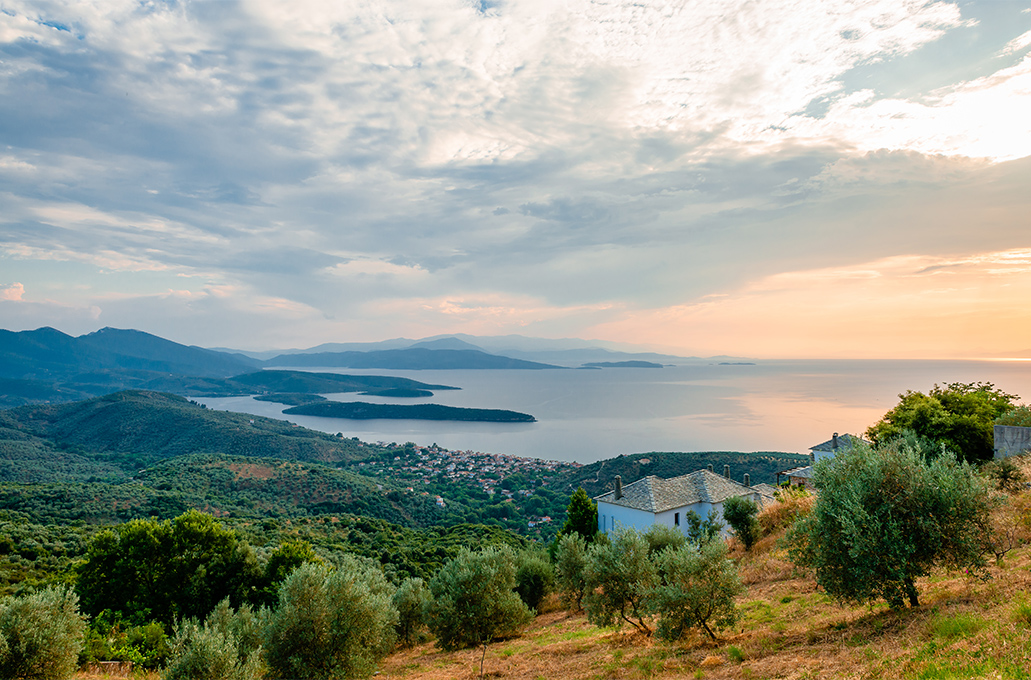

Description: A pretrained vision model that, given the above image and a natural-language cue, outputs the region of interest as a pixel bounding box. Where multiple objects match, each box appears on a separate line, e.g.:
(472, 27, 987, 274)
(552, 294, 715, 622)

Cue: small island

(284, 401, 536, 422)
(358, 388, 434, 398)
(581, 361, 663, 369)
(254, 393, 327, 406)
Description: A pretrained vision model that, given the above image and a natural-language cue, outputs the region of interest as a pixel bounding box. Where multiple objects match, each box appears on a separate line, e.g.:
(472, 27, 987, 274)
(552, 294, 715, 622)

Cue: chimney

(707, 464, 713, 472)
(724, 464, 730, 478)
(832, 432, 839, 451)
(743, 473, 750, 487)
(614, 475, 623, 500)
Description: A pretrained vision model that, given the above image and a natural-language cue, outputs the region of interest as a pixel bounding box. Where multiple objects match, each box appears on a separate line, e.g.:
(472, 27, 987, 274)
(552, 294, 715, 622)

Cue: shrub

(554, 533, 588, 611)
(392, 578, 431, 648)
(584, 528, 656, 635)
(722, 496, 760, 551)
(649, 540, 743, 642)
(514, 550, 554, 612)
(643, 524, 687, 555)
(982, 458, 1026, 493)
(162, 601, 263, 680)
(265, 559, 396, 680)
(789, 441, 991, 609)
(425, 547, 533, 679)
(0, 586, 86, 680)
(425, 547, 532, 652)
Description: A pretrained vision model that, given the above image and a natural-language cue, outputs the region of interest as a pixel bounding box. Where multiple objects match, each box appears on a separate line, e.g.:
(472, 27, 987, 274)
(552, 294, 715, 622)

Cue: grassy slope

(378, 457, 1031, 680)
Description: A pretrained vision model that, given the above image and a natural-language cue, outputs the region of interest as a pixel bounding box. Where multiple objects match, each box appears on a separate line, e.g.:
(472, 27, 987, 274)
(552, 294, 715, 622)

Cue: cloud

(0, 283, 24, 301)
(0, 0, 1029, 355)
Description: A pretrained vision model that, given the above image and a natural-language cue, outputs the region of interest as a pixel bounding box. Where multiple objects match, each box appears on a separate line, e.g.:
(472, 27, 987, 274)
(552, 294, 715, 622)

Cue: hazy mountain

(266, 347, 561, 370)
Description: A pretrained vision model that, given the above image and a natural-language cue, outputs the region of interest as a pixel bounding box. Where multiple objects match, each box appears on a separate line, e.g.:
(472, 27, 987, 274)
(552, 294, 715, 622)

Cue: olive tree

(163, 600, 264, 680)
(391, 577, 431, 648)
(583, 528, 656, 635)
(425, 547, 532, 678)
(650, 540, 743, 641)
(554, 533, 588, 611)
(789, 440, 992, 609)
(265, 559, 397, 680)
(722, 496, 760, 551)
(0, 587, 85, 680)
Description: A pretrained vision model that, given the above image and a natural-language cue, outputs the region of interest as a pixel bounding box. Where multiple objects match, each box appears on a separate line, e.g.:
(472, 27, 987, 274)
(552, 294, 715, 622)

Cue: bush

(789, 441, 992, 609)
(392, 578, 431, 648)
(0, 586, 86, 680)
(554, 533, 588, 611)
(649, 540, 742, 641)
(514, 550, 554, 612)
(722, 496, 760, 551)
(265, 559, 397, 680)
(162, 601, 263, 680)
(642, 524, 687, 555)
(425, 547, 532, 652)
(584, 528, 656, 635)
(81, 614, 170, 670)
(983, 458, 1026, 493)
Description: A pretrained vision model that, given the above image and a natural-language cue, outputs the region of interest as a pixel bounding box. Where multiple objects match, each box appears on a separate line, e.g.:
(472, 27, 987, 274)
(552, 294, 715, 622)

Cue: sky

(1, 0, 1030, 359)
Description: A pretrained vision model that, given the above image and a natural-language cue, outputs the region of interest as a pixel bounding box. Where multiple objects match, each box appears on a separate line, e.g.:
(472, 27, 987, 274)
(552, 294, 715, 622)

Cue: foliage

(77, 510, 261, 625)
(683, 510, 723, 545)
(560, 488, 598, 541)
(513, 549, 554, 612)
(758, 486, 813, 535)
(425, 547, 533, 652)
(0, 586, 85, 680)
(642, 524, 687, 555)
(982, 458, 1026, 493)
(162, 600, 264, 680)
(391, 578, 431, 648)
(80, 615, 170, 670)
(257, 541, 321, 608)
(788, 440, 992, 609)
(996, 404, 1031, 427)
(649, 540, 743, 641)
(865, 382, 1018, 463)
(583, 528, 657, 635)
(265, 559, 397, 680)
(722, 496, 760, 551)
(554, 533, 588, 611)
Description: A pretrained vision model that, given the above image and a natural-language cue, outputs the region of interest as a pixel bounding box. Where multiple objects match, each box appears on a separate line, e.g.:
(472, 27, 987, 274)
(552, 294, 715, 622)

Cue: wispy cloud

(0, 0, 1029, 354)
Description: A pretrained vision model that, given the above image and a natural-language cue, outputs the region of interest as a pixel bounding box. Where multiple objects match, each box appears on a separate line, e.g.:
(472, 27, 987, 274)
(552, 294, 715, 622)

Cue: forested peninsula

(284, 401, 537, 422)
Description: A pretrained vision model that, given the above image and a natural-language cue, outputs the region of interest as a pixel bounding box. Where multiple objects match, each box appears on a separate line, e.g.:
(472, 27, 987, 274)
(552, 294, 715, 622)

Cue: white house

(779, 432, 868, 488)
(594, 469, 765, 537)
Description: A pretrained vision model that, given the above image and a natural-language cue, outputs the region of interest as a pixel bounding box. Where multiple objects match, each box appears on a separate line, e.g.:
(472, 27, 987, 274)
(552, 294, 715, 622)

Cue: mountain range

(0, 326, 741, 407)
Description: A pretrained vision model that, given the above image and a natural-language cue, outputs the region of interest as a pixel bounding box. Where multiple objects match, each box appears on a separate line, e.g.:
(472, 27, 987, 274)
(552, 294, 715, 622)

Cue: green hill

(551, 450, 809, 496)
(0, 390, 385, 475)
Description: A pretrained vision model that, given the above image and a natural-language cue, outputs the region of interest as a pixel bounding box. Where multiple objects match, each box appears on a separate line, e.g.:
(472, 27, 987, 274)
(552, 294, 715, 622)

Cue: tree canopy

(865, 382, 1018, 463)
(788, 440, 991, 609)
(561, 487, 598, 540)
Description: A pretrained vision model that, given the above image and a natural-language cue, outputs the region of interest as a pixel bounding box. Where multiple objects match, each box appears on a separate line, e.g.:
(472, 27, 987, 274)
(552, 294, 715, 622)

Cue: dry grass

(378, 494, 1031, 680)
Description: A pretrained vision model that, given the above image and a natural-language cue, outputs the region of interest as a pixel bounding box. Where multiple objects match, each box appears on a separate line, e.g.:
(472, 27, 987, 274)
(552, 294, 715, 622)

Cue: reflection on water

(197, 360, 1031, 464)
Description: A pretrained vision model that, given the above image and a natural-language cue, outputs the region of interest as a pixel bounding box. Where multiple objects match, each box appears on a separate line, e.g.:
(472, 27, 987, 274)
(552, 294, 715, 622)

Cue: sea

(196, 359, 1031, 465)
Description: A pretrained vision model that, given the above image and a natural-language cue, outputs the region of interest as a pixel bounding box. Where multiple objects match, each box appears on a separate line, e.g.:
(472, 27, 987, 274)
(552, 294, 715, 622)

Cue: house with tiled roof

(778, 432, 869, 489)
(594, 469, 764, 537)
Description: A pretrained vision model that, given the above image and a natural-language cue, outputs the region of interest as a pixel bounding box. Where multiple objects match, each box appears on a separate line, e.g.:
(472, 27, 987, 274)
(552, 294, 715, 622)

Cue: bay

(197, 359, 1031, 464)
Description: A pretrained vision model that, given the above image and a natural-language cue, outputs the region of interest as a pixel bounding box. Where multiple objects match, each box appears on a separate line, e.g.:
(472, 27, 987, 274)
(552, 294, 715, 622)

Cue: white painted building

(594, 469, 766, 537)
(779, 432, 868, 488)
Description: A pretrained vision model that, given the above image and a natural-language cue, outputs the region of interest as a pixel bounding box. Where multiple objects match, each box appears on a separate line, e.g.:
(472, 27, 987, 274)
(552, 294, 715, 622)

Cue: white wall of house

(597, 501, 654, 534)
(599, 493, 763, 538)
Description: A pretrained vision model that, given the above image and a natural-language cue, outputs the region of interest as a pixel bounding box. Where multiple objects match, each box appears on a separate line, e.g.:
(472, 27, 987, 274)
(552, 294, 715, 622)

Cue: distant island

(718, 362, 756, 366)
(284, 401, 537, 423)
(582, 361, 663, 369)
(359, 388, 434, 398)
(254, 393, 328, 406)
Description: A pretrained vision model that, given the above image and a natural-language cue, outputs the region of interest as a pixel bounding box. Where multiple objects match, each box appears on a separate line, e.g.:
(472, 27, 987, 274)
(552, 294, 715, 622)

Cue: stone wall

(994, 425, 1031, 459)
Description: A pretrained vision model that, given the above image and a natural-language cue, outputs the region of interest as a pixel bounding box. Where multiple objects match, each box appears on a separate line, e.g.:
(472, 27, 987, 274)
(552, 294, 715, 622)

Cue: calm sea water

(197, 360, 1031, 464)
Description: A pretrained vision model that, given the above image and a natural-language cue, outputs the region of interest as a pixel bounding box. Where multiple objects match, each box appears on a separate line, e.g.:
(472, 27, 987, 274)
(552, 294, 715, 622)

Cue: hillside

(284, 401, 537, 422)
(0, 390, 385, 476)
(551, 450, 809, 496)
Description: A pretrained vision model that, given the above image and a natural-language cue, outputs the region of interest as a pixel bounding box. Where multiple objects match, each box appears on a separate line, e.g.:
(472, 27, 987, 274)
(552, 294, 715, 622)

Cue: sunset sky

(2, 0, 1030, 358)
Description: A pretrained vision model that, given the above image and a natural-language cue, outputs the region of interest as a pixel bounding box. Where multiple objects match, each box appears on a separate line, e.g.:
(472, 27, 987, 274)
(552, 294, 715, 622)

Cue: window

(674, 512, 680, 526)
